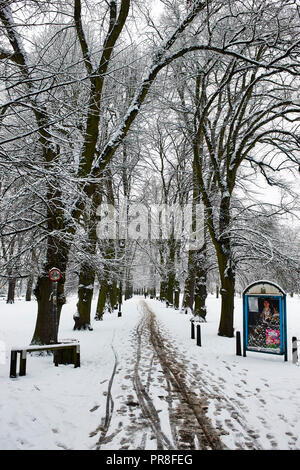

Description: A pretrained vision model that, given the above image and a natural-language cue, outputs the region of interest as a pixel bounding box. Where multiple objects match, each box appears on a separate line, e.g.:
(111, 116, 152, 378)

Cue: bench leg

(19, 350, 27, 376)
(10, 351, 17, 378)
(53, 351, 59, 367)
(74, 345, 80, 368)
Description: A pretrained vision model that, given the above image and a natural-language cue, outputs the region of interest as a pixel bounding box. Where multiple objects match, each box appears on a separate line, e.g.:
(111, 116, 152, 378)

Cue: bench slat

(12, 343, 79, 353)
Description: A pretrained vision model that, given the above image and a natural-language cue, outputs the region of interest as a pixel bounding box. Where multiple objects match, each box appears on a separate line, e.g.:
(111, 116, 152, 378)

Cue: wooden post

(10, 350, 17, 378)
(48, 268, 62, 343)
(73, 344, 80, 368)
(118, 282, 122, 317)
(118, 304, 122, 317)
(54, 351, 59, 367)
(236, 331, 242, 356)
(196, 324, 201, 347)
(292, 337, 298, 364)
(51, 281, 58, 343)
(191, 320, 195, 339)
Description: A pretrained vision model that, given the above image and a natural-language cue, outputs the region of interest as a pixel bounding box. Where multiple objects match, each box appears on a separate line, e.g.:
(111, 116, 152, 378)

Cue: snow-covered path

(96, 301, 222, 450)
(1, 295, 300, 450)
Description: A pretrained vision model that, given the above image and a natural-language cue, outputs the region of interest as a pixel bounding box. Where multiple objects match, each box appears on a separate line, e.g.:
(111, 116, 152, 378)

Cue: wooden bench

(9, 341, 80, 378)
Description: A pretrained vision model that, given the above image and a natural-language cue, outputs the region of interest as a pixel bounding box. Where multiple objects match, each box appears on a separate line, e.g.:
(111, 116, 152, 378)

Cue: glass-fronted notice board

(243, 281, 287, 361)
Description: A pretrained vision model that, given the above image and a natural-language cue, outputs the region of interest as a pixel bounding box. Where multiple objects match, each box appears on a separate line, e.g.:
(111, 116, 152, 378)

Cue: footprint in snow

(89, 405, 100, 412)
(56, 441, 69, 450)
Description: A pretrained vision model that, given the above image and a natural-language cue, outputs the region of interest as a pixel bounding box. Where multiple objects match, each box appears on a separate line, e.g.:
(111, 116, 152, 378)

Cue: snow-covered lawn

(0, 294, 299, 450)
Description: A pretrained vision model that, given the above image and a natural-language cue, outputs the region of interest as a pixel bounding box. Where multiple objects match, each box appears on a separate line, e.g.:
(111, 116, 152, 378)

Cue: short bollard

(10, 351, 17, 378)
(191, 320, 195, 339)
(196, 324, 201, 347)
(292, 336, 298, 364)
(236, 331, 242, 356)
(118, 282, 122, 317)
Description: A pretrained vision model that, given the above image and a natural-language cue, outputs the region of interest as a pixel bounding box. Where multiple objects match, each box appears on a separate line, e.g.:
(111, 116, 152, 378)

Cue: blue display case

(243, 280, 287, 361)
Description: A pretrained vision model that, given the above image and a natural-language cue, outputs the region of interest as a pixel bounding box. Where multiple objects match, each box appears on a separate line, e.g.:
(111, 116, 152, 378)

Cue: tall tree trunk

(217, 195, 235, 337)
(182, 244, 208, 319)
(165, 239, 177, 304)
(159, 280, 166, 300)
(218, 261, 235, 337)
(95, 280, 109, 321)
(6, 277, 16, 304)
(108, 280, 118, 310)
(182, 249, 196, 311)
(74, 189, 102, 330)
(158, 245, 166, 300)
(194, 273, 207, 320)
(31, 184, 69, 345)
(74, 264, 94, 330)
(166, 273, 175, 304)
(94, 235, 116, 320)
(125, 278, 130, 300)
(193, 245, 207, 320)
(32, 253, 68, 345)
(25, 275, 34, 301)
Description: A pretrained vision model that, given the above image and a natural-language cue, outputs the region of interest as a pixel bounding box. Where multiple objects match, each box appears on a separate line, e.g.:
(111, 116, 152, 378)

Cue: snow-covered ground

(0, 294, 300, 450)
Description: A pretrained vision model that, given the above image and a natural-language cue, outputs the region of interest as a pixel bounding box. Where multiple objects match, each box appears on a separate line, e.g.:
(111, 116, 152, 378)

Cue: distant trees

(0, 156, 44, 303)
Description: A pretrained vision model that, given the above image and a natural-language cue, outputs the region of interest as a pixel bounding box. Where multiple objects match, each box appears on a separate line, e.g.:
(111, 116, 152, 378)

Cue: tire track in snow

(128, 301, 223, 450)
(91, 300, 224, 450)
(91, 345, 120, 449)
(142, 301, 224, 450)
(132, 310, 174, 450)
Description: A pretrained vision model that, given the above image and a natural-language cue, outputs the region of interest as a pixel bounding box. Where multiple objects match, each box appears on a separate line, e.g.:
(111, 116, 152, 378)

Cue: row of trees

(0, 0, 299, 342)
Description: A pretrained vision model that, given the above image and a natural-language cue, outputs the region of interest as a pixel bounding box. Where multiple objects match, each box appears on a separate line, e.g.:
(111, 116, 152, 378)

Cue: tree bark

(73, 189, 101, 330)
(108, 281, 119, 310)
(74, 264, 94, 330)
(6, 277, 16, 304)
(218, 264, 235, 337)
(216, 196, 235, 337)
(182, 249, 196, 311)
(32, 246, 68, 345)
(31, 186, 69, 344)
(174, 286, 180, 309)
(95, 280, 109, 321)
(182, 244, 208, 320)
(166, 275, 174, 304)
(165, 239, 177, 304)
(193, 251, 207, 320)
(25, 275, 34, 301)
(159, 280, 166, 300)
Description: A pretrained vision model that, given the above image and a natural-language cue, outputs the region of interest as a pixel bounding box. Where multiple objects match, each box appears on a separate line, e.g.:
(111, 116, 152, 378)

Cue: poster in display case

(243, 281, 287, 361)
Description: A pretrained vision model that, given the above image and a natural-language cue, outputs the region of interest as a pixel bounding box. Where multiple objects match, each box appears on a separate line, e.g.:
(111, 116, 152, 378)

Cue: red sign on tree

(48, 267, 62, 282)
